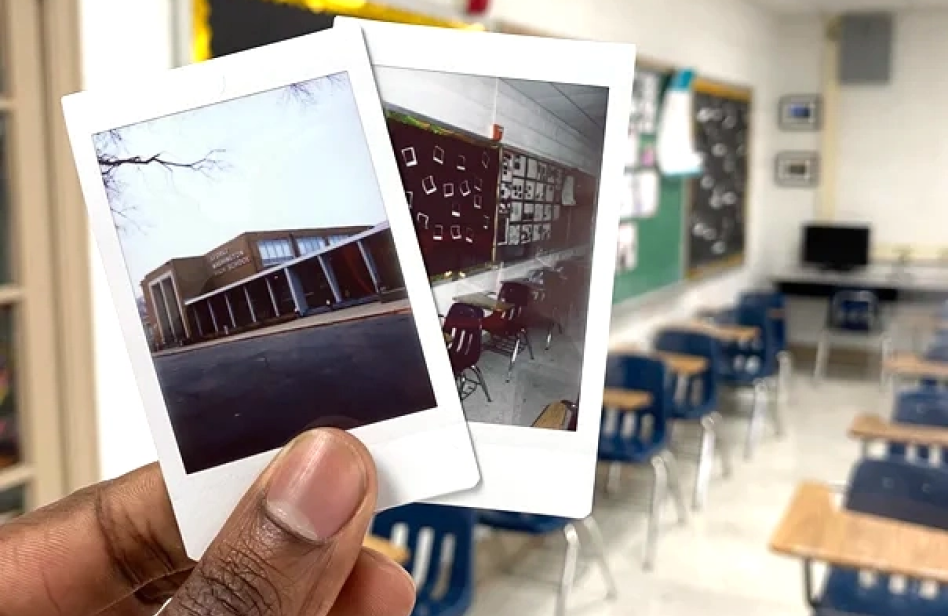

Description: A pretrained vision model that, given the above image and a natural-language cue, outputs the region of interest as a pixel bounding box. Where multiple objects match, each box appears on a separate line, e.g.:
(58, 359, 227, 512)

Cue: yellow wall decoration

(193, 0, 483, 63)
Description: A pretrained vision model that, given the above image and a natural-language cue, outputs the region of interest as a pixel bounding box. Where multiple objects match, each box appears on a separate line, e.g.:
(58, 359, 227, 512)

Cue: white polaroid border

(61, 26, 479, 558)
(336, 18, 635, 518)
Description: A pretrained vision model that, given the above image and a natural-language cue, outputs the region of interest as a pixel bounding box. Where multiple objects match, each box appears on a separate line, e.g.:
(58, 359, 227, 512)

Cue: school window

(257, 239, 294, 268)
(296, 236, 328, 255)
(327, 234, 351, 245)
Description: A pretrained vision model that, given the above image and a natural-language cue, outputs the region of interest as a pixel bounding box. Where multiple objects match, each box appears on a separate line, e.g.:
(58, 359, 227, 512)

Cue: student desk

(531, 401, 570, 430)
(882, 353, 948, 380)
(453, 292, 514, 313)
(609, 345, 708, 377)
(601, 388, 652, 412)
(771, 265, 948, 352)
(364, 535, 410, 564)
(772, 265, 948, 303)
(669, 321, 759, 344)
(848, 413, 948, 451)
(770, 481, 948, 584)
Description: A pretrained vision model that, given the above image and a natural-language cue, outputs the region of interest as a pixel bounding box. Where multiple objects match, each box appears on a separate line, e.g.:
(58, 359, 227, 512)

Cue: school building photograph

(140, 222, 407, 352)
(94, 73, 437, 473)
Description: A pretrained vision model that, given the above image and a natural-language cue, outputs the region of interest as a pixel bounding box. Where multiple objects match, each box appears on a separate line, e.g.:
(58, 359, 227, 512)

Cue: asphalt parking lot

(155, 312, 436, 473)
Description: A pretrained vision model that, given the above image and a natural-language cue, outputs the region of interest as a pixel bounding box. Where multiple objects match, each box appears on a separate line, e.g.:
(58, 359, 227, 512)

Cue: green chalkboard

(612, 70, 685, 304)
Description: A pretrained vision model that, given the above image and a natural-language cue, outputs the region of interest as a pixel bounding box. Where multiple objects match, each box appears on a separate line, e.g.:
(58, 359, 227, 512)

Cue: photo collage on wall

(617, 70, 665, 273)
(496, 148, 565, 257)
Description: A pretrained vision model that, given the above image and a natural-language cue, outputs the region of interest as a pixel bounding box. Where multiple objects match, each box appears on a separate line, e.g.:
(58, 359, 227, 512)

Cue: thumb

(164, 428, 376, 616)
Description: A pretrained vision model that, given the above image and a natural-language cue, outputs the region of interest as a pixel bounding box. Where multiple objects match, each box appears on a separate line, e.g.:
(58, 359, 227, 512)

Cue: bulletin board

(612, 67, 686, 304)
(386, 112, 501, 280)
(192, 0, 481, 62)
(686, 79, 752, 279)
(495, 146, 574, 263)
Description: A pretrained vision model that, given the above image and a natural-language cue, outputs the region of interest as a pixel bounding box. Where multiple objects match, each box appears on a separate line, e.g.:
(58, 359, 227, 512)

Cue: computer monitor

(801, 223, 871, 271)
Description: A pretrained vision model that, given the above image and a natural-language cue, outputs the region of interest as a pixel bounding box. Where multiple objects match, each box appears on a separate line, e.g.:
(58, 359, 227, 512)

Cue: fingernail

(265, 430, 367, 542)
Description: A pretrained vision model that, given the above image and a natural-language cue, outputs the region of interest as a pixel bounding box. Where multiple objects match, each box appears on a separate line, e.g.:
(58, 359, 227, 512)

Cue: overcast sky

(97, 72, 386, 289)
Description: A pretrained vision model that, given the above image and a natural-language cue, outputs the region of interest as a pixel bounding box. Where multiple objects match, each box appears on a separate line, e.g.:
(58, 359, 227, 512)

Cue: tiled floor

(469, 373, 880, 616)
(462, 321, 585, 428)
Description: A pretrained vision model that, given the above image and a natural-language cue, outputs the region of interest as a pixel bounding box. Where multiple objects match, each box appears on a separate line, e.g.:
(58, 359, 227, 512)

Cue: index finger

(0, 463, 193, 616)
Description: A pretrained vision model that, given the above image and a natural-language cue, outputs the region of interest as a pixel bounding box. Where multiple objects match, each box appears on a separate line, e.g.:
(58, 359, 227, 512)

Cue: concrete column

(158, 281, 175, 343)
(208, 300, 219, 332)
(193, 308, 204, 336)
(317, 254, 343, 304)
(357, 240, 382, 293)
(284, 267, 307, 315)
(225, 293, 237, 328)
(266, 276, 280, 317)
(244, 286, 257, 323)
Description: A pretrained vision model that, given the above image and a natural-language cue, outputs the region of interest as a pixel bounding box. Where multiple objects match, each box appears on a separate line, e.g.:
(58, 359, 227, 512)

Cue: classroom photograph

(93, 72, 437, 473)
(8, 0, 948, 614)
(375, 66, 606, 430)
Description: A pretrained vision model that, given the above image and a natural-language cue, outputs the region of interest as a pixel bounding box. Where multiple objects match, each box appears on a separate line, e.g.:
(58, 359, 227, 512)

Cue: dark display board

(386, 114, 500, 279)
(201, 0, 334, 59)
(686, 85, 751, 278)
(195, 0, 475, 61)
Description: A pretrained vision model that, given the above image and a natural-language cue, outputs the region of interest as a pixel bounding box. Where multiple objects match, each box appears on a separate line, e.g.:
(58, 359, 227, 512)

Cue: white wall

(834, 10, 948, 256)
(491, 0, 788, 348)
(376, 68, 602, 173)
(79, 0, 809, 479)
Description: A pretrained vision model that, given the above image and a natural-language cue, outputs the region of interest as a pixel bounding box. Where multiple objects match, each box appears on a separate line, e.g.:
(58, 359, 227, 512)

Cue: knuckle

(171, 536, 284, 616)
(92, 480, 185, 591)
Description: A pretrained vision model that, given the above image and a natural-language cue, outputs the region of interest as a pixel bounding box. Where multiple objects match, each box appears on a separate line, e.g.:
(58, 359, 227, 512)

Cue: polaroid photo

(61, 26, 479, 558)
(337, 17, 636, 518)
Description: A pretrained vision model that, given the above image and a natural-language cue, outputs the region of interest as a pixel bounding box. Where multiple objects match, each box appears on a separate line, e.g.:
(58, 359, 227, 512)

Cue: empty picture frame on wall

(778, 94, 821, 131)
(775, 151, 820, 187)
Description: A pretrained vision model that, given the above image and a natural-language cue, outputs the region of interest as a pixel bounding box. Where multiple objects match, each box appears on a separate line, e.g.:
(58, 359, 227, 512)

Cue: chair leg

(768, 377, 786, 438)
(777, 350, 792, 405)
(555, 523, 581, 616)
(712, 411, 734, 479)
(471, 365, 492, 403)
(693, 415, 715, 511)
(662, 450, 688, 525)
(879, 335, 893, 387)
(606, 462, 622, 495)
(578, 516, 618, 600)
(744, 380, 768, 460)
(522, 329, 535, 360)
(644, 454, 668, 570)
(813, 332, 829, 383)
(506, 337, 522, 383)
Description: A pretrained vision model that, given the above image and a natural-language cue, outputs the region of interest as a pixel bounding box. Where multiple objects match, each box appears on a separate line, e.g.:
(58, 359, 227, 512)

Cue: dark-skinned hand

(0, 428, 416, 616)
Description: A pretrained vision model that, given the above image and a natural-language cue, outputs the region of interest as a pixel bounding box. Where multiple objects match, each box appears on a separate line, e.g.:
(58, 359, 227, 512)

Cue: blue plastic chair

(739, 291, 793, 400)
(653, 328, 734, 510)
(600, 354, 687, 569)
(886, 388, 948, 463)
(714, 301, 784, 459)
(371, 504, 476, 616)
(477, 511, 616, 616)
(809, 459, 948, 615)
(815, 289, 891, 383)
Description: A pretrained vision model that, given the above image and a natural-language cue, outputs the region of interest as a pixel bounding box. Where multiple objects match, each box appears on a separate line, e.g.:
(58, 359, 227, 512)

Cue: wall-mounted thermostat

(778, 95, 821, 131)
(775, 151, 819, 188)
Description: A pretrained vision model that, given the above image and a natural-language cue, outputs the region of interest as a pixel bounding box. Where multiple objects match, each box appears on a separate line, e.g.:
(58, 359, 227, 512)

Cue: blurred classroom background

(5, 0, 948, 614)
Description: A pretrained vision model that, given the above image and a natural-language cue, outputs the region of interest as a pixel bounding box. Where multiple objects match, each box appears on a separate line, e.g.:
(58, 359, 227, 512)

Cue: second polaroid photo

(337, 18, 636, 517)
(62, 26, 479, 557)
